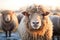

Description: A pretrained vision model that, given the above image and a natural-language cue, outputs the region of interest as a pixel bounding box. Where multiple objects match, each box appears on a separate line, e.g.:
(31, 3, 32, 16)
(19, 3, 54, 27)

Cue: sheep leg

(5, 31, 8, 37)
(9, 31, 11, 37)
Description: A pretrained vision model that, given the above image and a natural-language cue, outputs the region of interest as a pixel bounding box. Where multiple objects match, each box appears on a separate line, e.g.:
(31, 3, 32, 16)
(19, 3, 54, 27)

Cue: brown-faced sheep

(18, 5, 53, 40)
(1, 10, 18, 37)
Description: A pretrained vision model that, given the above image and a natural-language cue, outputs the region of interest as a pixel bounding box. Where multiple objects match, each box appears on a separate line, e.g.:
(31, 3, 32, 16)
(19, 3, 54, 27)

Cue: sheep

(1, 10, 18, 37)
(18, 5, 53, 40)
(49, 15, 60, 35)
(0, 13, 2, 31)
(49, 15, 60, 40)
(16, 12, 24, 24)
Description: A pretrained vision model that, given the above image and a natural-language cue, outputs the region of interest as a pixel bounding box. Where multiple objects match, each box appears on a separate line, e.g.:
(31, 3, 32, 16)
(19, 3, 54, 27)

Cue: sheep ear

(22, 11, 29, 17)
(42, 12, 49, 16)
(1, 11, 4, 15)
(1, 11, 3, 14)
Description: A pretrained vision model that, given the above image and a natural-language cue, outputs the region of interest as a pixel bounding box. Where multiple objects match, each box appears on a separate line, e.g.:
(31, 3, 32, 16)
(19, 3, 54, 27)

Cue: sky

(0, 0, 60, 10)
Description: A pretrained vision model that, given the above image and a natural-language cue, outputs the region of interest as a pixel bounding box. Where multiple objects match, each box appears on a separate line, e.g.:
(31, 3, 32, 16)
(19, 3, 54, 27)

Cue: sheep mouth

(3, 18, 12, 23)
(32, 25, 41, 30)
(4, 21, 11, 23)
(33, 25, 38, 27)
(3, 16, 12, 23)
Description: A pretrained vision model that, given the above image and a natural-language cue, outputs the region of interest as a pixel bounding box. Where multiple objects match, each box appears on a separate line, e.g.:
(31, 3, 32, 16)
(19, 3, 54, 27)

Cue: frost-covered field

(0, 32, 21, 40)
(0, 30, 59, 40)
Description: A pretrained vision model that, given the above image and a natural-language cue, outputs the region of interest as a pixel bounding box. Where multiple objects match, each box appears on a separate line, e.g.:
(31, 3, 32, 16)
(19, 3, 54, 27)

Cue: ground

(0, 32, 21, 40)
(0, 32, 59, 40)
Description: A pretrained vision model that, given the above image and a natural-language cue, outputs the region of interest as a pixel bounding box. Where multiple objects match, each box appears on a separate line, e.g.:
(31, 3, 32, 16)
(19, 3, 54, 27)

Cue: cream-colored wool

(18, 4, 53, 40)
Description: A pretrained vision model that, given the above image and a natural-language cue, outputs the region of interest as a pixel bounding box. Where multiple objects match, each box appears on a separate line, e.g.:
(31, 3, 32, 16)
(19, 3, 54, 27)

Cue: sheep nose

(33, 22, 39, 25)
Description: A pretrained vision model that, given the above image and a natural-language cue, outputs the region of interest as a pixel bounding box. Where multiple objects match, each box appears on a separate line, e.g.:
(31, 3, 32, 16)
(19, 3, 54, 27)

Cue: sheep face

(22, 11, 49, 30)
(1, 11, 12, 23)
(30, 13, 42, 29)
(3, 14, 11, 22)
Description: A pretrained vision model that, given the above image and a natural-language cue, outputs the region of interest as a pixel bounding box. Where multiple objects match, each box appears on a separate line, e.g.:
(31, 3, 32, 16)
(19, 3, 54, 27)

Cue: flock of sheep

(0, 4, 60, 40)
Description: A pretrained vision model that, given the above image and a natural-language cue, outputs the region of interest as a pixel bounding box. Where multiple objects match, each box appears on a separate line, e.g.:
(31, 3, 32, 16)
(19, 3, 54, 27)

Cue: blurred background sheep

(1, 10, 19, 37)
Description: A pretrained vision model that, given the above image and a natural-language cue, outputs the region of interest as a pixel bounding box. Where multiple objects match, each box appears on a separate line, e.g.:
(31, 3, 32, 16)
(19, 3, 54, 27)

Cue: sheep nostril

(33, 22, 35, 24)
(33, 22, 39, 24)
(36, 22, 39, 24)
